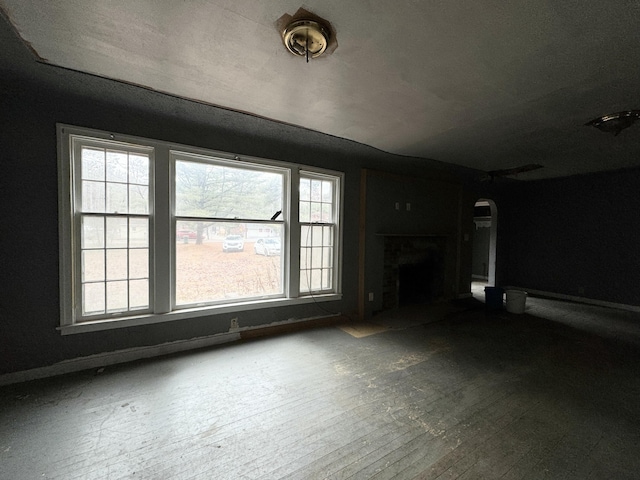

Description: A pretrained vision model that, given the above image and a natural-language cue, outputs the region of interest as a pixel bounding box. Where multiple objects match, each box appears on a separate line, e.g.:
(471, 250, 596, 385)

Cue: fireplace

(382, 235, 448, 310)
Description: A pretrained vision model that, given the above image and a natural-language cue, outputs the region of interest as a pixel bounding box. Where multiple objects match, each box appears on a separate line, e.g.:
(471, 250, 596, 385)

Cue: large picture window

(173, 153, 286, 306)
(58, 125, 342, 332)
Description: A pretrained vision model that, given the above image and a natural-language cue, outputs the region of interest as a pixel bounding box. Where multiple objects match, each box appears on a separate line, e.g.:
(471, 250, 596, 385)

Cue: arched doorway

(472, 199, 497, 286)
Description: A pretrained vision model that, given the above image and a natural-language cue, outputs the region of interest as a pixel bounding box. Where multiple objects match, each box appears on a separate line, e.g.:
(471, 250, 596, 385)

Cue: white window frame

(170, 149, 290, 308)
(71, 136, 155, 322)
(58, 124, 343, 334)
(299, 171, 342, 296)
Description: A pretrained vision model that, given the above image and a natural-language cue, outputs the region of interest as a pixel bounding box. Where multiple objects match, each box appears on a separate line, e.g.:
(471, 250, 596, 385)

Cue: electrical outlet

(368, 292, 374, 302)
(406, 202, 411, 211)
(230, 318, 239, 330)
(395, 202, 400, 210)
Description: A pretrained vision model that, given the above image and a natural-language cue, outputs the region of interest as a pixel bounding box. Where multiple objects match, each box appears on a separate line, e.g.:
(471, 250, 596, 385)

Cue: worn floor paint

(2, 295, 640, 479)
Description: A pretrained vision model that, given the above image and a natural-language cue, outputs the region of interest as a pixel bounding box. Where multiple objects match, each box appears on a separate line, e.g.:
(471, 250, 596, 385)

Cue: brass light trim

(283, 20, 330, 59)
(585, 110, 640, 136)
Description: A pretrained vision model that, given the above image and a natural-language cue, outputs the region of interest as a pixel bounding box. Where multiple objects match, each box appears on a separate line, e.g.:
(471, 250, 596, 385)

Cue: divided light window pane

(299, 178, 334, 223)
(300, 224, 334, 293)
(299, 173, 338, 295)
(77, 142, 151, 319)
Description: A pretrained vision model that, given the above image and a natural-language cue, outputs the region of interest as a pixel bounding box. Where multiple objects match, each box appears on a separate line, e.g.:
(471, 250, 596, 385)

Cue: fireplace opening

(382, 235, 448, 311)
(398, 259, 443, 306)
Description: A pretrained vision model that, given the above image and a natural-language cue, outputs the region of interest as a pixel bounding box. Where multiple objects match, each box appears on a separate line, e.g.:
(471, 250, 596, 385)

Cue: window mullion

(154, 146, 171, 314)
(289, 168, 301, 297)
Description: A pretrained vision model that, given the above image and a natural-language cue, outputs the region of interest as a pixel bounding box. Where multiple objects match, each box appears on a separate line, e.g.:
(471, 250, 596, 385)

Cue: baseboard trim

(0, 314, 343, 386)
(0, 332, 241, 387)
(507, 287, 640, 313)
(239, 313, 344, 339)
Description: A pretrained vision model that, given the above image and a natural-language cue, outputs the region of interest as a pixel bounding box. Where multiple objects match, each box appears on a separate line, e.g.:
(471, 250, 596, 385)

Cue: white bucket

(505, 290, 527, 314)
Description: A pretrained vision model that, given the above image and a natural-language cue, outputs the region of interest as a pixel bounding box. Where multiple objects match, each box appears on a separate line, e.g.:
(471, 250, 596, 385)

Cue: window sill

(58, 294, 343, 335)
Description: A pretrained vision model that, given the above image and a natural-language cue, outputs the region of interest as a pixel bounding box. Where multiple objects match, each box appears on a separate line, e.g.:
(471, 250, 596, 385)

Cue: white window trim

(70, 135, 156, 322)
(299, 171, 343, 295)
(169, 150, 291, 309)
(58, 124, 343, 334)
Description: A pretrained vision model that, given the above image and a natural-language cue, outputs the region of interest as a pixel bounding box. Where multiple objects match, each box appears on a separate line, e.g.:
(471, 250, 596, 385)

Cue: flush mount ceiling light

(283, 19, 330, 62)
(276, 9, 337, 62)
(585, 110, 640, 136)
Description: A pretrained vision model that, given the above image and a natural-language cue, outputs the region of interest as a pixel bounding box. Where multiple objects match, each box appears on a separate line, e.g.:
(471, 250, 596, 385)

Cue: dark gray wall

(0, 77, 356, 374)
(0, 15, 483, 374)
(362, 171, 465, 317)
(497, 169, 640, 305)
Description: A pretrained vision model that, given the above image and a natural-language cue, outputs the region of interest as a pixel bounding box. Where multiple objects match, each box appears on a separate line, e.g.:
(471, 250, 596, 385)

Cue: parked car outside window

(254, 238, 281, 256)
(177, 229, 198, 242)
(223, 235, 244, 252)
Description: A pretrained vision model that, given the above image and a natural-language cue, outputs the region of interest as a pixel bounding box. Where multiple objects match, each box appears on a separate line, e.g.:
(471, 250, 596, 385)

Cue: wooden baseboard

(240, 313, 346, 340)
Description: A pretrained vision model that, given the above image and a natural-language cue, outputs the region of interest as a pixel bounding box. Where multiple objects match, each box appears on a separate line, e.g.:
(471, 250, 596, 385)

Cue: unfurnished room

(2, 2, 640, 478)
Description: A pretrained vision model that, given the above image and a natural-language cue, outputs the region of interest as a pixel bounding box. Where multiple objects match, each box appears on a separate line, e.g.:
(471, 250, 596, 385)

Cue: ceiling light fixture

(585, 110, 640, 136)
(283, 19, 330, 62)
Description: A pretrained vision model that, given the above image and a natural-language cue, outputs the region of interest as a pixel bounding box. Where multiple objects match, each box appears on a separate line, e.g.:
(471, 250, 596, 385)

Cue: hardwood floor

(2, 296, 640, 479)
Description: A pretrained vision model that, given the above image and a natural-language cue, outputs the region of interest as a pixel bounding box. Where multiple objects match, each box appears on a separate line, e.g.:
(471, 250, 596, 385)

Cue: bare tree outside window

(174, 156, 286, 305)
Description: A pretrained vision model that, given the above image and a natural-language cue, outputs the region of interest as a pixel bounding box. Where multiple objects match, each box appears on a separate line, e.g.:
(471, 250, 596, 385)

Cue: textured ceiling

(2, 0, 640, 180)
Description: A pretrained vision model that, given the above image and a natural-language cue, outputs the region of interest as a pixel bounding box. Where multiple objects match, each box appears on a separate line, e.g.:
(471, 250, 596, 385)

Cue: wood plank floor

(2, 296, 640, 479)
